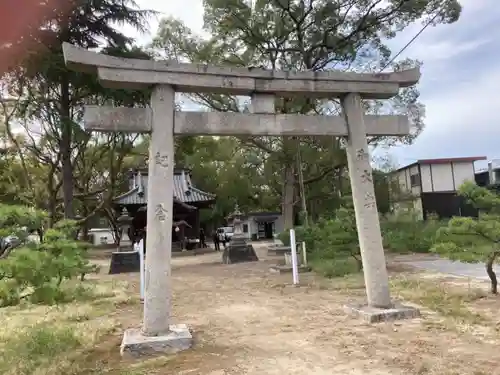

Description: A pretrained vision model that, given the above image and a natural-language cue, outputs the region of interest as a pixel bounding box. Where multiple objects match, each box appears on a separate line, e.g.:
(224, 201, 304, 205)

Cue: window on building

(410, 173, 420, 187)
(243, 224, 248, 233)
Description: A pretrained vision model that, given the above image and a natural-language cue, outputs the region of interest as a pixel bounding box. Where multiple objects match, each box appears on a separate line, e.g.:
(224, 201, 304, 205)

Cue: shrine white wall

(240, 214, 284, 240)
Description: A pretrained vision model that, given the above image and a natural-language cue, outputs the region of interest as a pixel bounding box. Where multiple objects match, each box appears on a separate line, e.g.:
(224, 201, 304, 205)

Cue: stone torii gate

(62, 42, 421, 356)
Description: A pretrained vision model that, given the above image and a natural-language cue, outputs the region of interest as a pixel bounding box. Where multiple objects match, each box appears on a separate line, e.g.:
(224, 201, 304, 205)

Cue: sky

(121, 0, 498, 171)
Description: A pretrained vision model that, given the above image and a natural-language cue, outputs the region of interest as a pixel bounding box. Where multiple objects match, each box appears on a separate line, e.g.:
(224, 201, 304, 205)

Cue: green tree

(0, 203, 46, 258)
(183, 136, 278, 226)
(2, 0, 154, 220)
(432, 182, 500, 294)
(0, 0, 72, 74)
(153, 0, 461, 228)
(0, 204, 96, 306)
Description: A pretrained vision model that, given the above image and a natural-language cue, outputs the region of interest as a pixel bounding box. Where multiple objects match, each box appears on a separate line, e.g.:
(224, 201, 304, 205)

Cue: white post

(143, 85, 175, 335)
(289, 229, 299, 285)
(301, 241, 307, 266)
(342, 93, 392, 308)
(138, 238, 145, 300)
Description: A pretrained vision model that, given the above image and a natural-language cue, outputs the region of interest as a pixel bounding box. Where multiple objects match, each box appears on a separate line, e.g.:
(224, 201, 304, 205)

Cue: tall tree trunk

(47, 166, 59, 227)
(282, 137, 297, 230)
(60, 75, 74, 219)
(81, 204, 90, 241)
(296, 145, 308, 227)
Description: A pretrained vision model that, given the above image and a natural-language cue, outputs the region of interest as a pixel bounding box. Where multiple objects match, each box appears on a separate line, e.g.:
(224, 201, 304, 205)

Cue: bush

(280, 201, 363, 276)
(0, 236, 97, 306)
(279, 203, 454, 277)
(0, 204, 46, 257)
(0, 204, 46, 239)
(279, 204, 448, 278)
(0, 205, 98, 307)
(431, 182, 500, 294)
(311, 258, 360, 278)
(278, 224, 319, 250)
(381, 210, 446, 253)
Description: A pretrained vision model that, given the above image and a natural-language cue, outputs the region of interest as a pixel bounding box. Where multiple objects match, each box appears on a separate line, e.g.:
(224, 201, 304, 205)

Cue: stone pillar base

(269, 265, 311, 274)
(108, 251, 140, 274)
(120, 324, 193, 357)
(344, 303, 420, 323)
(222, 242, 259, 264)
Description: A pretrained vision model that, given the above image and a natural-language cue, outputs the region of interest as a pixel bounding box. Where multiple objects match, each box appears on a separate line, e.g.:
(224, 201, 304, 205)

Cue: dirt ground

(93, 243, 500, 375)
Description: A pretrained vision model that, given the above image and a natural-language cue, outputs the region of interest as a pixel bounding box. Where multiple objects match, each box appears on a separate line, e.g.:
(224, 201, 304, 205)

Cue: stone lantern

(109, 207, 140, 274)
(117, 207, 133, 251)
(230, 203, 243, 236)
(222, 203, 258, 264)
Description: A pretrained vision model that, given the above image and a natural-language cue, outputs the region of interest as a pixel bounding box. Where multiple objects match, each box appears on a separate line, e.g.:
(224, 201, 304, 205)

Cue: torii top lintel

(62, 43, 420, 99)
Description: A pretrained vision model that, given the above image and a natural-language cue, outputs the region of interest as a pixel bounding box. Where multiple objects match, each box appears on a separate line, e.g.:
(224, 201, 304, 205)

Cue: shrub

(311, 258, 360, 278)
(381, 210, 445, 253)
(279, 202, 449, 278)
(0, 234, 97, 306)
(0, 204, 46, 239)
(278, 224, 320, 251)
(0, 204, 46, 257)
(432, 181, 500, 294)
(280, 200, 363, 276)
(0, 205, 98, 307)
(310, 208, 361, 268)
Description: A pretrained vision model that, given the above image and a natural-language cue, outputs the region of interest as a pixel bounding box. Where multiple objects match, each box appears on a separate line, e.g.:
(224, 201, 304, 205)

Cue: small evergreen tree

(432, 181, 500, 294)
(0, 204, 96, 306)
(0, 203, 46, 257)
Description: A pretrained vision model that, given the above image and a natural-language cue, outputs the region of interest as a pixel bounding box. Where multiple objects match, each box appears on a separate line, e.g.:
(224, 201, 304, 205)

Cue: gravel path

(401, 257, 498, 280)
(106, 243, 499, 375)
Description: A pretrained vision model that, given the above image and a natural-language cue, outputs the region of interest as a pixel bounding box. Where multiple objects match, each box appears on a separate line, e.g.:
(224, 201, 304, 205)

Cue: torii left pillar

(120, 85, 193, 357)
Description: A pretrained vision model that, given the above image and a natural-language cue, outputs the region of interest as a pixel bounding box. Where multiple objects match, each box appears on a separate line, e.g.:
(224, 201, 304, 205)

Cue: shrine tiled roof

(113, 169, 215, 205)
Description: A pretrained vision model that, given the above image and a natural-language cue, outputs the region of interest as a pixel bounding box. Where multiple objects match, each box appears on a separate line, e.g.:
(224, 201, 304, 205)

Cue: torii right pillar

(341, 93, 420, 322)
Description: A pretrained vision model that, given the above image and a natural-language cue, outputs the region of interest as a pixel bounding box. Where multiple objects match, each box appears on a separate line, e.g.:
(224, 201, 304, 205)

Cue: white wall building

(87, 228, 116, 246)
(239, 212, 284, 240)
(391, 156, 486, 219)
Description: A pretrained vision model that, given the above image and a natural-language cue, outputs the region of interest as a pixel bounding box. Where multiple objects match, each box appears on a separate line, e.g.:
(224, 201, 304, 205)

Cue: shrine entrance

(62, 42, 421, 356)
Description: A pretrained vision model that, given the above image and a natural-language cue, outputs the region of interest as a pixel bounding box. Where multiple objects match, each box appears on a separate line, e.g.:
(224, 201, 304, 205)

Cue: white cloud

(385, 56, 500, 165)
(408, 38, 490, 63)
(378, 0, 500, 165)
(423, 67, 500, 135)
(121, 0, 204, 44)
(459, 0, 494, 14)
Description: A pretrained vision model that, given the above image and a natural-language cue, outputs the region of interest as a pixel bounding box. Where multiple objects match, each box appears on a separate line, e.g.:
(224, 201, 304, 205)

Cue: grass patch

(310, 257, 361, 278)
(0, 278, 136, 375)
(0, 325, 82, 375)
(391, 277, 487, 324)
(314, 272, 365, 294)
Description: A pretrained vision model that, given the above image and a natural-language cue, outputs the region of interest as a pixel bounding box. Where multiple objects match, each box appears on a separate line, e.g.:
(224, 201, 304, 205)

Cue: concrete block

(269, 265, 311, 274)
(344, 303, 420, 323)
(251, 93, 275, 113)
(267, 246, 291, 256)
(120, 324, 193, 357)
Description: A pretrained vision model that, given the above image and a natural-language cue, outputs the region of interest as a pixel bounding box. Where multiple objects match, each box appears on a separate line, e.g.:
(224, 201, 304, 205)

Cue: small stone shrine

(222, 205, 259, 264)
(109, 208, 140, 274)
